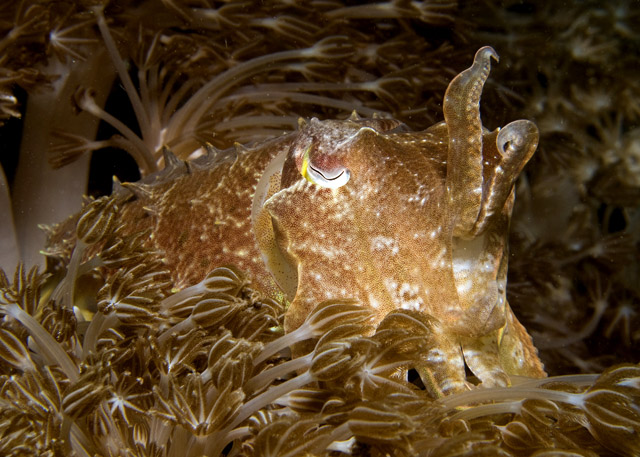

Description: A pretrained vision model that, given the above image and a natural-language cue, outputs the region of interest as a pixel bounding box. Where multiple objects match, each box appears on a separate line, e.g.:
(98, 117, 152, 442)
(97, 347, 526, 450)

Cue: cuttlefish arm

(442, 47, 544, 383)
(473, 120, 538, 235)
(444, 47, 538, 239)
(444, 46, 498, 239)
(443, 46, 507, 338)
(442, 46, 539, 339)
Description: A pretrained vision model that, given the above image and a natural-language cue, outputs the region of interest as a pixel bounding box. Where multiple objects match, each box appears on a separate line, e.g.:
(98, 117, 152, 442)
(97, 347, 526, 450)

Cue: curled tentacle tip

(475, 46, 499, 64)
(497, 119, 539, 157)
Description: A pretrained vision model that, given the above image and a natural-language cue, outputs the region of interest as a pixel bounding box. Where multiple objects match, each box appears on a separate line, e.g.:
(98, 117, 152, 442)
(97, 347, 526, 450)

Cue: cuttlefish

(58, 46, 545, 394)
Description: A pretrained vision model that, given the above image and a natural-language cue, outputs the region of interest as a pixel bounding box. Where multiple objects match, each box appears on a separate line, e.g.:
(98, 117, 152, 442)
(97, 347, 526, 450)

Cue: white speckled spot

(371, 236, 399, 255)
(456, 279, 473, 295)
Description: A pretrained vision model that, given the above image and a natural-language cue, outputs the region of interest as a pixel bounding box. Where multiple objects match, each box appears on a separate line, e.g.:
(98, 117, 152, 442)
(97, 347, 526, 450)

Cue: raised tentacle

(443, 46, 499, 238)
(472, 119, 539, 235)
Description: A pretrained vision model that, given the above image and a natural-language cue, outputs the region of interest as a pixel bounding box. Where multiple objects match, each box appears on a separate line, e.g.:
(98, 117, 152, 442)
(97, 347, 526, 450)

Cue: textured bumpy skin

(59, 47, 545, 395)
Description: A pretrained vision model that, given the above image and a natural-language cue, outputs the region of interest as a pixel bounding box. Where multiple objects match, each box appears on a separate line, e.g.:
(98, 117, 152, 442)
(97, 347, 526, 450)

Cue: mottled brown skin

(69, 47, 544, 395)
(114, 136, 292, 296)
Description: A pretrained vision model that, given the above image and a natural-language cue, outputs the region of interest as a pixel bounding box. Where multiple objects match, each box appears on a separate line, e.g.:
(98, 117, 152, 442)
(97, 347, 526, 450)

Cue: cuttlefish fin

(251, 147, 298, 299)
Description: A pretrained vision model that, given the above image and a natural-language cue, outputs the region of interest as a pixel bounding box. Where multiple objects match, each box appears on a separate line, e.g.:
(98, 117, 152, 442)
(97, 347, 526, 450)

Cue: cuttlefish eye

(300, 144, 351, 189)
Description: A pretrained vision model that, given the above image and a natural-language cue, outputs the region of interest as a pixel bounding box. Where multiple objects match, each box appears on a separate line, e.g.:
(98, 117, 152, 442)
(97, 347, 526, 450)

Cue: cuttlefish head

(254, 47, 539, 358)
(289, 117, 406, 189)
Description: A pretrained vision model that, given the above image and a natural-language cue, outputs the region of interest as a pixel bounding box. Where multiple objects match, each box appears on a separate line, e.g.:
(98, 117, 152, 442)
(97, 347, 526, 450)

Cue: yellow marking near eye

(300, 144, 315, 184)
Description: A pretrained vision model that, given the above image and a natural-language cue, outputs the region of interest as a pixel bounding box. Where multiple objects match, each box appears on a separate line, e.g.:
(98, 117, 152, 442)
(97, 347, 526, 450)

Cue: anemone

(1, 243, 638, 455)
